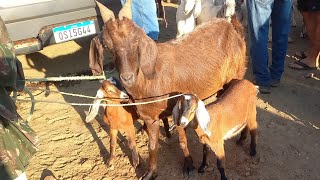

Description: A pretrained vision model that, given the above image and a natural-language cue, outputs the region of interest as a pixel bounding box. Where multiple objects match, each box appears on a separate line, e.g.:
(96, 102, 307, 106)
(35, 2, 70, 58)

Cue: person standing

(0, 16, 38, 180)
(247, 0, 292, 94)
(289, 0, 320, 70)
(121, 0, 160, 40)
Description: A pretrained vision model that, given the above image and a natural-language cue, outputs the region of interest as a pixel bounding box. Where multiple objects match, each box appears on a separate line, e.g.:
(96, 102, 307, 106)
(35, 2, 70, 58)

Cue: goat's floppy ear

(138, 31, 158, 78)
(193, 0, 202, 18)
(172, 101, 180, 125)
(195, 99, 212, 137)
(89, 35, 105, 76)
(86, 89, 104, 123)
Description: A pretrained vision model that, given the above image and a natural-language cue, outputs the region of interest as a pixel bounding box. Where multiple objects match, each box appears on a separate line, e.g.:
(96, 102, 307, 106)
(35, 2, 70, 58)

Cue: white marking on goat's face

(180, 116, 191, 127)
(120, 91, 129, 99)
(177, 95, 198, 129)
(96, 89, 104, 98)
(184, 95, 191, 100)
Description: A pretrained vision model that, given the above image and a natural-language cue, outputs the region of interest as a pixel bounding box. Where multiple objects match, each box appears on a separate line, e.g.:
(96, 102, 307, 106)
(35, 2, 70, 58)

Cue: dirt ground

(15, 2, 320, 180)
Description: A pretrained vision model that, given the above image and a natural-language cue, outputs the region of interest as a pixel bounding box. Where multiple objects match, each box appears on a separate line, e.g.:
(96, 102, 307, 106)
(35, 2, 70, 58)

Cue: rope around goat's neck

(14, 93, 185, 107)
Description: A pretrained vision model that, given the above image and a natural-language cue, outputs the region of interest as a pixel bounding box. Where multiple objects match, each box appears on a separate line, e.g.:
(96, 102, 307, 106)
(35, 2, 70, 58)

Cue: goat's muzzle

(120, 73, 135, 86)
(179, 116, 190, 128)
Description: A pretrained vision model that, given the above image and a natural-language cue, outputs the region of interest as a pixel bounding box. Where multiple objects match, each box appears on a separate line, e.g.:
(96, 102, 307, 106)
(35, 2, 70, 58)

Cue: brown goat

(173, 79, 258, 180)
(85, 78, 140, 168)
(89, 17, 246, 179)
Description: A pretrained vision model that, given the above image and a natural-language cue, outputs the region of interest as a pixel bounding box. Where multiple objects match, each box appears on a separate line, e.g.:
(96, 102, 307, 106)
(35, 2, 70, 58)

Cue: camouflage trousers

(0, 43, 38, 179)
(0, 115, 38, 180)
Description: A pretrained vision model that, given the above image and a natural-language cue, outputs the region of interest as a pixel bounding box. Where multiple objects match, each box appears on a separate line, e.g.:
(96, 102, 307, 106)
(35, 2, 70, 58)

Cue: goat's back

(207, 79, 257, 136)
(158, 18, 246, 93)
(218, 79, 257, 102)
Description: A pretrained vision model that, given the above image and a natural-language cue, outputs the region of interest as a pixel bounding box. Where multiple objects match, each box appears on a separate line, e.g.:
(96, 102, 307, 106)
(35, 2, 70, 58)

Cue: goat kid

(85, 78, 140, 168)
(173, 79, 258, 180)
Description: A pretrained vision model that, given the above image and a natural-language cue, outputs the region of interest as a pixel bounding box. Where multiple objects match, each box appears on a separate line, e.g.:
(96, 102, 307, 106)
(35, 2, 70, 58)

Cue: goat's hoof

(140, 170, 158, 180)
(250, 149, 257, 157)
(132, 152, 140, 168)
(198, 164, 208, 174)
(106, 157, 115, 169)
(183, 157, 195, 177)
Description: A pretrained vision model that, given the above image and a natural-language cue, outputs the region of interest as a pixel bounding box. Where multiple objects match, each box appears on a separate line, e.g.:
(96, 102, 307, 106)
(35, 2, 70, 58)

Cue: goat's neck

(191, 118, 209, 144)
(126, 69, 175, 99)
(193, 116, 220, 150)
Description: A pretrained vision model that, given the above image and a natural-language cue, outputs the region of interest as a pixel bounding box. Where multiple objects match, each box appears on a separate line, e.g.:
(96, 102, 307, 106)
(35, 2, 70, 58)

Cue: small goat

(85, 78, 140, 168)
(173, 79, 258, 180)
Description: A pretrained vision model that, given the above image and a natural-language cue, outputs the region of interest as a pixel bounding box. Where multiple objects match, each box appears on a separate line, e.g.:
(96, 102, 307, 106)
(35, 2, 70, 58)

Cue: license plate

(53, 20, 96, 43)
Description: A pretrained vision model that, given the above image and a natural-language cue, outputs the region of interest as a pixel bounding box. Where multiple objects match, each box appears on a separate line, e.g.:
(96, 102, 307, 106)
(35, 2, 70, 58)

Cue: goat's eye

(107, 90, 114, 93)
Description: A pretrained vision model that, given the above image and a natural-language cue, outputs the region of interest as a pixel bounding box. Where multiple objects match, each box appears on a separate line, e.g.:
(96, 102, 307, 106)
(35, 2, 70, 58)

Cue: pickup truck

(0, 0, 102, 55)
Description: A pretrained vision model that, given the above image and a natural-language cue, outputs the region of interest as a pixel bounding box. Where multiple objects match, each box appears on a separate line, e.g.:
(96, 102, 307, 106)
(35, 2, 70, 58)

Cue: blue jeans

(247, 0, 292, 86)
(121, 0, 159, 40)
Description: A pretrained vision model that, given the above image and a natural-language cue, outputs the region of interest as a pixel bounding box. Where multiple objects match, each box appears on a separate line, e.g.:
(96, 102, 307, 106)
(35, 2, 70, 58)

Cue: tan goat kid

(173, 79, 258, 180)
(85, 78, 140, 168)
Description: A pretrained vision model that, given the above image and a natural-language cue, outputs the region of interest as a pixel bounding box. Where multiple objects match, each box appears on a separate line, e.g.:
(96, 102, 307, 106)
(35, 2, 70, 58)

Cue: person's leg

(289, 11, 319, 69)
(269, 0, 291, 82)
(305, 12, 320, 67)
(301, 12, 314, 57)
(316, 12, 320, 66)
(247, 0, 274, 87)
(122, 0, 159, 40)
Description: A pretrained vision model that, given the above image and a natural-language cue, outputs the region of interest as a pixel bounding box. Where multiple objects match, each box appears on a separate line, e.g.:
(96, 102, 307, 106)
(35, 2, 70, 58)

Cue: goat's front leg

(141, 119, 160, 180)
(215, 141, 228, 180)
(126, 123, 140, 168)
(107, 128, 118, 168)
(176, 126, 195, 177)
(198, 144, 211, 173)
(162, 117, 171, 138)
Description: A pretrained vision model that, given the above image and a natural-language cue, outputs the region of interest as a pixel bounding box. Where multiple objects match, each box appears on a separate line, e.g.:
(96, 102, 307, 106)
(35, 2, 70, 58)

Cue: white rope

(21, 75, 106, 82)
(27, 87, 98, 99)
(14, 93, 184, 107)
(26, 87, 129, 102)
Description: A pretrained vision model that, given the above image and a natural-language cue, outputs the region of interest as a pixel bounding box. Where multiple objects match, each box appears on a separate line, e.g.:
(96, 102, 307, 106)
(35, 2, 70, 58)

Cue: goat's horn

(118, 0, 132, 20)
(95, 1, 115, 23)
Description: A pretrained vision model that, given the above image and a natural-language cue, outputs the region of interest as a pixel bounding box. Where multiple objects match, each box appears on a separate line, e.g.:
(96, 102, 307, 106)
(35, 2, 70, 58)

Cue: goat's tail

(85, 89, 104, 123)
(231, 15, 245, 38)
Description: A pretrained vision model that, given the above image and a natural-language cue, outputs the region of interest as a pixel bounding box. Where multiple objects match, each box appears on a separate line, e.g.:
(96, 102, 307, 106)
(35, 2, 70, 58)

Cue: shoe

(256, 85, 271, 94)
(270, 80, 280, 88)
(289, 60, 318, 70)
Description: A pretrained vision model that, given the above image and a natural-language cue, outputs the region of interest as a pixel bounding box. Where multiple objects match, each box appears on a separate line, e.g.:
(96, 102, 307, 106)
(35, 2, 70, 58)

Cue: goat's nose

(180, 121, 186, 126)
(120, 73, 134, 83)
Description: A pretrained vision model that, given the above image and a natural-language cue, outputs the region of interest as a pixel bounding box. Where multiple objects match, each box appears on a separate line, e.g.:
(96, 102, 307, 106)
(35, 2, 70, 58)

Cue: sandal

(294, 51, 308, 59)
(289, 60, 317, 70)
